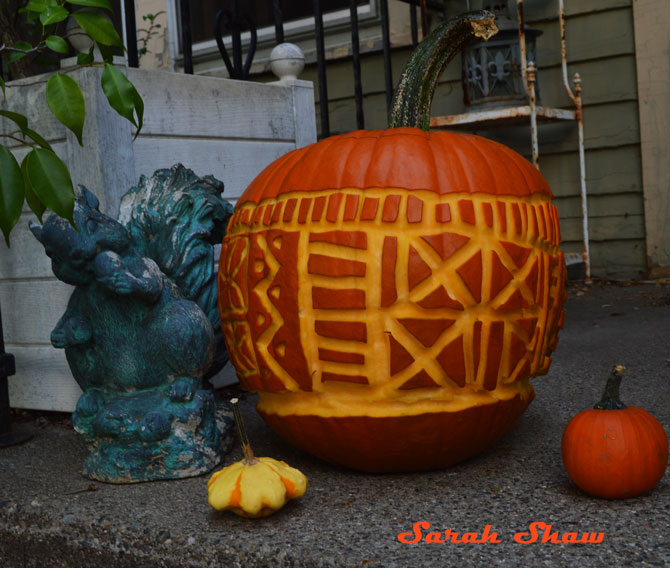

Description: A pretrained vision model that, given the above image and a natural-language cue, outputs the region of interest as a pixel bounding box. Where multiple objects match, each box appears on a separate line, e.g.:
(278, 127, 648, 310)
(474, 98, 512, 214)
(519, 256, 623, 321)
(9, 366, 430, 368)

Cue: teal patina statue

(30, 165, 234, 483)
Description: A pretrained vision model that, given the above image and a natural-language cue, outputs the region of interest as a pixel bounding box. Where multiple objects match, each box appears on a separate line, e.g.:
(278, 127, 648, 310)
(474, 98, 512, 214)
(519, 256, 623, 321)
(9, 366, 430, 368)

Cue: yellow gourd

(207, 398, 307, 518)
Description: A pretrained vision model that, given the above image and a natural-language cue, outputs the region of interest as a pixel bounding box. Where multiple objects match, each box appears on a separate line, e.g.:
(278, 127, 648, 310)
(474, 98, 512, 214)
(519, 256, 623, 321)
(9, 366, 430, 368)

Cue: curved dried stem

(389, 10, 498, 131)
(231, 398, 258, 464)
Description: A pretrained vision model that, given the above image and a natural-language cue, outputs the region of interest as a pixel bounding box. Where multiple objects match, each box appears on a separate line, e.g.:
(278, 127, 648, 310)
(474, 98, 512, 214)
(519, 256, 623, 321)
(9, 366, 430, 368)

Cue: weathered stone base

(73, 386, 233, 483)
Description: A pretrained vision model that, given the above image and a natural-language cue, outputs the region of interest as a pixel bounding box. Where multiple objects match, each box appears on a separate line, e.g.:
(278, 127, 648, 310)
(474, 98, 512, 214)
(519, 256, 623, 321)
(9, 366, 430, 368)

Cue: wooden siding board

(541, 146, 642, 198)
(524, 0, 631, 21)
(561, 214, 645, 242)
(589, 240, 647, 279)
(535, 55, 638, 108)
(554, 193, 644, 219)
(561, 239, 646, 279)
(533, 8, 635, 67)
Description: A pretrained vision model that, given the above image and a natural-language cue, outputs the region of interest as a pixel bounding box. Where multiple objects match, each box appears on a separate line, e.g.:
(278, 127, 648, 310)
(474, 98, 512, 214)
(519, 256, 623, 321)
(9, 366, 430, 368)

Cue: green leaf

(23, 149, 75, 225)
(96, 42, 116, 63)
(40, 6, 70, 25)
(73, 11, 123, 47)
(0, 112, 52, 150)
(0, 146, 25, 246)
(0, 110, 29, 132)
(21, 158, 47, 222)
(9, 41, 33, 63)
(23, 0, 58, 13)
(46, 73, 86, 146)
(24, 128, 53, 151)
(77, 50, 95, 65)
(46, 35, 70, 54)
(101, 64, 143, 135)
(66, 0, 112, 10)
(131, 88, 144, 140)
(12, 41, 32, 50)
(0, 77, 5, 101)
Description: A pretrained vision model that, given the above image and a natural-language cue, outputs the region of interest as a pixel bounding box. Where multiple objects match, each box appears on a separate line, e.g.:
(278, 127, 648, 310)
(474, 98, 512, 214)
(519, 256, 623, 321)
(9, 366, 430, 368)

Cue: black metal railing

(0, 305, 32, 448)
(123, 0, 442, 137)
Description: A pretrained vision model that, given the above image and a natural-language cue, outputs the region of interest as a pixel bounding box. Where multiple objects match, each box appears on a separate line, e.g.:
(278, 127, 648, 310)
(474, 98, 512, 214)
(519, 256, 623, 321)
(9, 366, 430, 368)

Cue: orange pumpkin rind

(217, 13, 566, 473)
(561, 366, 669, 499)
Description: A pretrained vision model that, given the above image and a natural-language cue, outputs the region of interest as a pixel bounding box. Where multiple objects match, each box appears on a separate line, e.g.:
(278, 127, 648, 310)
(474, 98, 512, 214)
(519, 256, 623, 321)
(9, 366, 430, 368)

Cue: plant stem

(389, 10, 498, 131)
(594, 365, 627, 410)
(0, 43, 41, 54)
(230, 397, 257, 464)
(1, 133, 37, 148)
(1, 63, 101, 88)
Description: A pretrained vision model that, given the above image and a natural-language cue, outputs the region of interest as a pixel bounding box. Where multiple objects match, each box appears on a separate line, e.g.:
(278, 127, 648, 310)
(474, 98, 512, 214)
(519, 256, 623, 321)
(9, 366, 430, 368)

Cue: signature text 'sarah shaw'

(397, 522, 604, 544)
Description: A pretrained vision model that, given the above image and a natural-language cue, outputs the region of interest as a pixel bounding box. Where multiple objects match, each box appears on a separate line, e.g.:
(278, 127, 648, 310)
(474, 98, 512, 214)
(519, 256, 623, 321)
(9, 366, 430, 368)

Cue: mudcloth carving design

(219, 188, 565, 398)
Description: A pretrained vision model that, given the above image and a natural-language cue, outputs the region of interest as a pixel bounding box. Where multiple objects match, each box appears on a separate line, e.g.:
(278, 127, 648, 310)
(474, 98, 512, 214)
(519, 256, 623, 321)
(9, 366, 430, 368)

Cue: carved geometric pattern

(220, 188, 566, 395)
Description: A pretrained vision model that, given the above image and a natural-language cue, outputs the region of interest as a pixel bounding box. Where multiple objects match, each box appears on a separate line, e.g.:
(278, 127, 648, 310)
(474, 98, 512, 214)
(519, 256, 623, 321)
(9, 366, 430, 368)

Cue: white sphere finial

(270, 43, 305, 82)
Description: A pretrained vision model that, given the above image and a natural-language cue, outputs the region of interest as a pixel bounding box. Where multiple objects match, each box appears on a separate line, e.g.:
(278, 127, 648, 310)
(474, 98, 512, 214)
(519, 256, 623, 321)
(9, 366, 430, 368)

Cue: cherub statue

(30, 165, 234, 483)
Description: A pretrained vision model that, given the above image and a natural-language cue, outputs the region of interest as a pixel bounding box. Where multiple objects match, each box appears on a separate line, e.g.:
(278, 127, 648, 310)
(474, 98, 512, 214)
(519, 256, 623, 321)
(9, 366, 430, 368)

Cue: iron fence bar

(0, 303, 31, 447)
(273, 0, 285, 44)
(379, 0, 393, 113)
(213, 8, 257, 80)
(214, 11, 235, 77)
(180, 0, 193, 74)
(0, 305, 11, 435)
(231, 0, 243, 77)
(242, 16, 258, 79)
(313, 0, 330, 137)
(419, 0, 428, 37)
(123, 0, 139, 67)
(350, 0, 364, 129)
(409, 1, 418, 47)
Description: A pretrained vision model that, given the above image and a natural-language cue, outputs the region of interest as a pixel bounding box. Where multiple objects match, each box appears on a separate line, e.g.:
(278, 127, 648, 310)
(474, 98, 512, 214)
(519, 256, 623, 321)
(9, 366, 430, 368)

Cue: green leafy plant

(137, 10, 164, 62)
(0, 0, 144, 245)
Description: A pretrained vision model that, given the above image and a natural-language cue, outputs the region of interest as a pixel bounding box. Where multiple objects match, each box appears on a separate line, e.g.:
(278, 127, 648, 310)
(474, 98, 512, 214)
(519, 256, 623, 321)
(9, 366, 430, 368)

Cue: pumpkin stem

(231, 398, 258, 464)
(389, 10, 498, 131)
(594, 365, 627, 410)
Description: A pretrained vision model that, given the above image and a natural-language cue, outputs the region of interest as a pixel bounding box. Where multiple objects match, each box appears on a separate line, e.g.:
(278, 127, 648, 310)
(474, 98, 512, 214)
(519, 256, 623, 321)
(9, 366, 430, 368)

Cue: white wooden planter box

(0, 66, 316, 412)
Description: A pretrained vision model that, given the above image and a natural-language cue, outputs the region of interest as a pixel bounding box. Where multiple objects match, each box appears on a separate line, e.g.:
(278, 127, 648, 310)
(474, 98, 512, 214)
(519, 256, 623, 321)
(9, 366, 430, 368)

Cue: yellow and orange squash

(207, 398, 308, 517)
(208, 456, 308, 518)
(562, 366, 669, 499)
(217, 12, 566, 472)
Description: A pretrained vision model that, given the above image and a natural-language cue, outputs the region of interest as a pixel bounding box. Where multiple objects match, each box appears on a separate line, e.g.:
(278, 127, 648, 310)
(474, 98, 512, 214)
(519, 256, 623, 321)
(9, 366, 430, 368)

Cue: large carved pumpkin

(218, 12, 566, 472)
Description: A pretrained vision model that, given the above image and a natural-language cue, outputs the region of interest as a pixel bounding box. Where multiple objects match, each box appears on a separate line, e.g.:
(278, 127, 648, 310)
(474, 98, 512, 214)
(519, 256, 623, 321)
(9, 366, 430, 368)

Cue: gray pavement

(1, 281, 669, 567)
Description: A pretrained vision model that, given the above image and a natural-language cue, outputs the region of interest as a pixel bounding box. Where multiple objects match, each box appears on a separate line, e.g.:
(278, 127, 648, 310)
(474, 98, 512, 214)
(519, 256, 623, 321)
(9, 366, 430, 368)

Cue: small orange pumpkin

(218, 12, 566, 472)
(561, 365, 669, 499)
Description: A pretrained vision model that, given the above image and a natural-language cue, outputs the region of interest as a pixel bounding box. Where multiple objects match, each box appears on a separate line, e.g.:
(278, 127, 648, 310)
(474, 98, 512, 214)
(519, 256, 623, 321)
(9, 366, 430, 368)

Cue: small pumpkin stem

(389, 10, 498, 131)
(594, 365, 627, 410)
(231, 398, 258, 464)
